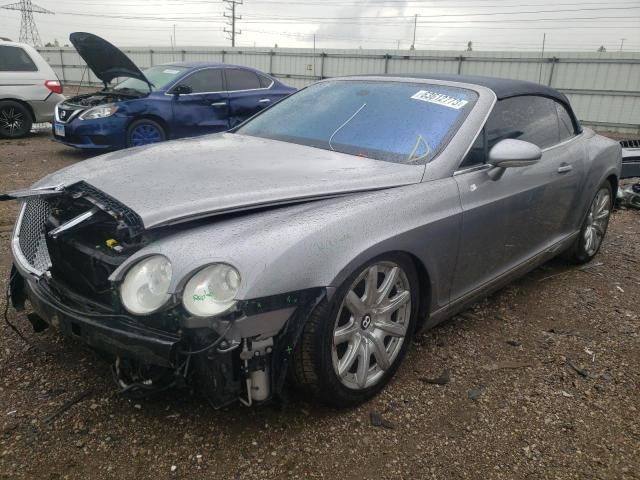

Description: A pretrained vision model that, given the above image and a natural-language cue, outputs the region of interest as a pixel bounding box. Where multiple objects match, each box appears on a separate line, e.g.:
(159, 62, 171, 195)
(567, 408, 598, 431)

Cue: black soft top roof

(396, 73, 570, 104)
(383, 73, 581, 131)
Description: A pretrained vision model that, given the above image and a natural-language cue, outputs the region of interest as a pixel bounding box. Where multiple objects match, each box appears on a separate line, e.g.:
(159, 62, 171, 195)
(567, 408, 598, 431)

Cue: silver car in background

(5, 74, 621, 409)
(0, 39, 64, 138)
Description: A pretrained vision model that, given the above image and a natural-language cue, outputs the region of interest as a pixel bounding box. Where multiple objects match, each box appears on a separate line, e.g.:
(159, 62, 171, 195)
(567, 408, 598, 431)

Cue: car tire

(564, 181, 613, 264)
(126, 118, 166, 147)
(290, 253, 420, 407)
(0, 100, 32, 139)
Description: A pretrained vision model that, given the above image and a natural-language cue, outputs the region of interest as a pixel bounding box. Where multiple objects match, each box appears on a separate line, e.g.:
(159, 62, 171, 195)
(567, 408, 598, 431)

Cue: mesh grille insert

(17, 197, 51, 273)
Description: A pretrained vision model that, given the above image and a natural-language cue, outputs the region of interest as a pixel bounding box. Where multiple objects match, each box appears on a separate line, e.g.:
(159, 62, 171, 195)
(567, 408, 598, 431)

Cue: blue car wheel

(127, 119, 166, 147)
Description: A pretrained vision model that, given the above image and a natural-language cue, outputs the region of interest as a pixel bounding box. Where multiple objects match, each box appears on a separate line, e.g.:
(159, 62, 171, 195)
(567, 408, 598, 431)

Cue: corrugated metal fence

(37, 46, 640, 133)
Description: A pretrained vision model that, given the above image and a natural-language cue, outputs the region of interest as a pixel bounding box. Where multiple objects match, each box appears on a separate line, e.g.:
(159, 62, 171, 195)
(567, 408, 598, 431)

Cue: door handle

(210, 102, 227, 107)
(557, 164, 573, 173)
(258, 98, 271, 103)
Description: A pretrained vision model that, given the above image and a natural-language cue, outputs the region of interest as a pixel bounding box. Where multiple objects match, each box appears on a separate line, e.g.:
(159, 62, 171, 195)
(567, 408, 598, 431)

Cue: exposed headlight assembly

(182, 264, 241, 317)
(120, 255, 172, 315)
(79, 103, 119, 120)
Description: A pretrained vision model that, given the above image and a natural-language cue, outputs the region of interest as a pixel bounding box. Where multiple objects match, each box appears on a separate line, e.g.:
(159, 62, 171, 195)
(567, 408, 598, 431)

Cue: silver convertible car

(5, 74, 621, 408)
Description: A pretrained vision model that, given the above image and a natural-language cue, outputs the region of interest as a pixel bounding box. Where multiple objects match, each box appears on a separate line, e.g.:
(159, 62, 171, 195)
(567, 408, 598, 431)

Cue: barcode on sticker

(411, 90, 469, 109)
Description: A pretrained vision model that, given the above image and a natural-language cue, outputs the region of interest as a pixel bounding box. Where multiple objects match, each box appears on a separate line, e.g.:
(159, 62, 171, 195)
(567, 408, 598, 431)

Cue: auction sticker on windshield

(411, 90, 469, 109)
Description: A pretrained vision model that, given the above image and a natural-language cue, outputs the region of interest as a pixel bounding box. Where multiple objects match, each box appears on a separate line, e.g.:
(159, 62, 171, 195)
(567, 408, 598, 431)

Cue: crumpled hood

(70, 32, 149, 87)
(37, 133, 424, 229)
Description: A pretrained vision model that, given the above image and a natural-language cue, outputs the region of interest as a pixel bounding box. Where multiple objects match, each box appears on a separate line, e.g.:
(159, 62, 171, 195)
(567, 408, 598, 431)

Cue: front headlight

(79, 103, 119, 120)
(182, 264, 241, 317)
(120, 255, 172, 315)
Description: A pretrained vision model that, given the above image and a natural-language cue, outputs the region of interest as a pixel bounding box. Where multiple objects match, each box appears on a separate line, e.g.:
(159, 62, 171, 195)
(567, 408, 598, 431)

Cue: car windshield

(113, 65, 188, 92)
(236, 80, 478, 164)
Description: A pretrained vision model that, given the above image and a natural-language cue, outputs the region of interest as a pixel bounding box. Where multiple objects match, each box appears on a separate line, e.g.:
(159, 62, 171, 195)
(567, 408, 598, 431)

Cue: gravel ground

(0, 131, 639, 480)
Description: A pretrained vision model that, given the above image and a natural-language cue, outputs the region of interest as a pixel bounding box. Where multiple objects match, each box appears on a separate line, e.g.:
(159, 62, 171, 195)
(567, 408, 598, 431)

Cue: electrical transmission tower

(223, 0, 242, 47)
(0, 0, 53, 46)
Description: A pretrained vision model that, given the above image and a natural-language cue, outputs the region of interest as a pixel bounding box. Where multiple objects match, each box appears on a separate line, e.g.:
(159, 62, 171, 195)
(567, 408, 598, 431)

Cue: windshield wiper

(328, 103, 367, 151)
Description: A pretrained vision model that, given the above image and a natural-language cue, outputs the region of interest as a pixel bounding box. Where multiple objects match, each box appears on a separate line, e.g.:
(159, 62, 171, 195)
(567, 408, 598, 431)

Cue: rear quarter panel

(574, 129, 622, 225)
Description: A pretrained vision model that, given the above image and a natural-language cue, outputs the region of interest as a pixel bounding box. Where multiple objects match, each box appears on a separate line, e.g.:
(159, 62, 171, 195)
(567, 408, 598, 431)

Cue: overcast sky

(1, 0, 639, 52)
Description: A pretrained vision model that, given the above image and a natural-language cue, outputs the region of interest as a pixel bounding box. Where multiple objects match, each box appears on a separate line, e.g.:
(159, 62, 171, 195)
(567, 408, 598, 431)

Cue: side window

(257, 74, 273, 88)
(556, 102, 576, 141)
(179, 69, 223, 93)
(0, 46, 38, 72)
(225, 69, 261, 91)
(486, 96, 560, 150)
(459, 130, 486, 168)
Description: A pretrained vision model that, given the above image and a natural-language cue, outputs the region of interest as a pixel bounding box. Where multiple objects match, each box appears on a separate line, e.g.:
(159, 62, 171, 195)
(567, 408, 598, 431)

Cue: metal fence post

(457, 55, 464, 74)
(181, 50, 186, 62)
(548, 57, 558, 86)
(320, 52, 326, 79)
(384, 54, 390, 74)
(149, 49, 154, 67)
(221, 50, 226, 63)
(269, 50, 274, 75)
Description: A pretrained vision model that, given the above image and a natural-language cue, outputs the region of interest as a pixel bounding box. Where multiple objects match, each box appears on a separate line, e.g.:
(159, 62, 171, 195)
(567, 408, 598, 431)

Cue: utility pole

(312, 33, 316, 78)
(410, 14, 417, 50)
(223, 0, 242, 47)
(619, 38, 626, 51)
(171, 24, 176, 61)
(538, 32, 546, 83)
(1, 0, 53, 46)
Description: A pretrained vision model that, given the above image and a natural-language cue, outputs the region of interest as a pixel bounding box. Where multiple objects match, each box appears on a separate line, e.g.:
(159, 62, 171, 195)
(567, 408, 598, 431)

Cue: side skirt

(424, 232, 579, 330)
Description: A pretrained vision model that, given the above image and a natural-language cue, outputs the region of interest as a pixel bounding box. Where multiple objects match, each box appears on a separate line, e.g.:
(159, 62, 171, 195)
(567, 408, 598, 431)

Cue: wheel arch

(127, 114, 170, 137)
(329, 248, 434, 336)
(0, 98, 36, 122)
(606, 173, 618, 197)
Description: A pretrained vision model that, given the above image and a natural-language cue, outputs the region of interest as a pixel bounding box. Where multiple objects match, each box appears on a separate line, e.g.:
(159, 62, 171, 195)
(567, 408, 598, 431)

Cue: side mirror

(487, 139, 542, 180)
(171, 84, 192, 96)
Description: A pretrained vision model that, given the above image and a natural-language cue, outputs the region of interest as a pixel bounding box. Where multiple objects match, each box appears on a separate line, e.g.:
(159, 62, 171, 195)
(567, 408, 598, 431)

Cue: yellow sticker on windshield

(411, 90, 469, 109)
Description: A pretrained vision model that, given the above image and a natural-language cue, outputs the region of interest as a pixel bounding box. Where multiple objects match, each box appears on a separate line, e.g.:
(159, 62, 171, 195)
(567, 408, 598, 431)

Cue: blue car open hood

(69, 32, 151, 89)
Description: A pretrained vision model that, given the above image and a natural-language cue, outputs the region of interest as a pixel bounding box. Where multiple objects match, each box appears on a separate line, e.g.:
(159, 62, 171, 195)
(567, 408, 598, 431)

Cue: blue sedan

(53, 33, 296, 150)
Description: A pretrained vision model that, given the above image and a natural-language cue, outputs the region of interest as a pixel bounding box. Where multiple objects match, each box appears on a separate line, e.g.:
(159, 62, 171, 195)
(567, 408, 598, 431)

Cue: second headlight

(182, 264, 241, 317)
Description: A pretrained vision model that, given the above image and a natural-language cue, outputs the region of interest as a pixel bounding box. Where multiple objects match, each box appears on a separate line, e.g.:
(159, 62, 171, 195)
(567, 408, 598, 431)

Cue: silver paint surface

(25, 77, 621, 319)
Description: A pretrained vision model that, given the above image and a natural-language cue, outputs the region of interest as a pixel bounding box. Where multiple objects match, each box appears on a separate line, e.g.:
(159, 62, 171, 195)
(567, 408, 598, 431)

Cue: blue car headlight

(79, 103, 119, 120)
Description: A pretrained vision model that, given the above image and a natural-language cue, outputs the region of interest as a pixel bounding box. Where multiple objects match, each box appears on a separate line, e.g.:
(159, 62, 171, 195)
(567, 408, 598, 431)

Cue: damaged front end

(7, 184, 323, 408)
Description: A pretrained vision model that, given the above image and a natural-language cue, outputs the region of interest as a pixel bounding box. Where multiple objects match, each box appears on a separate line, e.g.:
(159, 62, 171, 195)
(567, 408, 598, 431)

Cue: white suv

(0, 39, 64, 138)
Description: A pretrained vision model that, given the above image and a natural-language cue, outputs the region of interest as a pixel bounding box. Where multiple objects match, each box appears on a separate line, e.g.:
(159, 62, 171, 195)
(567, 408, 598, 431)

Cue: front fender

(112, 179, 462, 315)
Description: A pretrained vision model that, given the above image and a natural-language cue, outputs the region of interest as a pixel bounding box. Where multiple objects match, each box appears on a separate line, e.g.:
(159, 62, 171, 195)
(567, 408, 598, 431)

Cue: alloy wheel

(0, 106, 26, 136)
(583, 187, 611, 256)
(130, 123, 163, 146)
(331, 261, 412, 390)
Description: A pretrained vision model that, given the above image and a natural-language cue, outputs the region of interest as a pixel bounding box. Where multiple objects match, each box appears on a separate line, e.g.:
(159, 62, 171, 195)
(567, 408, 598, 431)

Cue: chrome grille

(56, 105, 82, 124)
(16, 198, 52, 274)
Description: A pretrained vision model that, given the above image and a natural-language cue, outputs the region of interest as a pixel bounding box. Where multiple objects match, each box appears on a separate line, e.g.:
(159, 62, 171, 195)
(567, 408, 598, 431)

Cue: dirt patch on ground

(0, 132, 639, 480)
